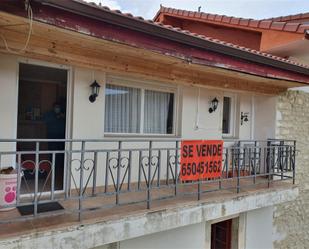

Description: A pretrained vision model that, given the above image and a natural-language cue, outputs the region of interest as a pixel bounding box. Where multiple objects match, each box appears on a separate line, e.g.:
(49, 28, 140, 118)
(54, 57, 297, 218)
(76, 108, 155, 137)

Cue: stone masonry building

(274, 91, 309, 248)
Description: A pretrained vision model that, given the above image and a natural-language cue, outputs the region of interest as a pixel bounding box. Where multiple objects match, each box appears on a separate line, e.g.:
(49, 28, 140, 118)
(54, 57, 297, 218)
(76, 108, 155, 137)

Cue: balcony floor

(0, 177, 295, 241)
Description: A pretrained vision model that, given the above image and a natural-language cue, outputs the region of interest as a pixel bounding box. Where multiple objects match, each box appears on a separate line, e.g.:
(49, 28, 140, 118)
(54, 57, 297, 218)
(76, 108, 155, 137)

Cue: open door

(17, 63, 68, 193)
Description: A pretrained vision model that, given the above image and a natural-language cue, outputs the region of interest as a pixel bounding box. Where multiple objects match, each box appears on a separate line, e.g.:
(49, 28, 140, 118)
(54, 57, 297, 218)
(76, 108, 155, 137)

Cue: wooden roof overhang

(0, 0, 309, 95)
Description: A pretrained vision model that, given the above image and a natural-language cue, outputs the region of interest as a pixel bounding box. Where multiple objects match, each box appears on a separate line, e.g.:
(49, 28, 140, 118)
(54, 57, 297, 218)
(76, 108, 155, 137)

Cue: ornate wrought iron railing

(0, 138, 296, 223)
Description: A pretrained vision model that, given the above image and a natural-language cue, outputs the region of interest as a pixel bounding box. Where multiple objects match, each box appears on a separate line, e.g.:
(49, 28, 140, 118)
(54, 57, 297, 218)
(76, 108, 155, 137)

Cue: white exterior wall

(0, 54, 277, 182)
(253, 95, 277, 140)
(0, 54, 278, 144)
(181, 86, 222, 139)
(120, 222, 205, 249)
(94, 207, 274, 249)
(0, 55, 18, 140)
(239, 95, 252, 140)
(72, 67, 106, 139)
(0, 54, 19, 167)
(245, 207, 273, 249)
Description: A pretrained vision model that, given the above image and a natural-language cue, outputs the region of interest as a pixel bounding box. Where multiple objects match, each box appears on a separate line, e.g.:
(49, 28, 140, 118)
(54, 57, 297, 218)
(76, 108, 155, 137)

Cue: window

(222, 97, 231, 134)
(104, 82, 175, 135)
(104, 84, 141, 133)
(222, 96, 235, 136)
(144, 90, 174, 134)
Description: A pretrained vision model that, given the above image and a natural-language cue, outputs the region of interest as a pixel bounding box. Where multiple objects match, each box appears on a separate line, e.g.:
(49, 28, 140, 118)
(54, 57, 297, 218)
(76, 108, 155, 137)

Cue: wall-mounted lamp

(209, 97, 219, 113)
(240, 112, 249, 125)
(89, 80, 101, 103)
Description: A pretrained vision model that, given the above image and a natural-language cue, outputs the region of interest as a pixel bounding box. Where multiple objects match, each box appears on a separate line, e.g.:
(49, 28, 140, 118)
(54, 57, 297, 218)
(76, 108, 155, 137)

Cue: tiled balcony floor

(0, 177, 294, 240)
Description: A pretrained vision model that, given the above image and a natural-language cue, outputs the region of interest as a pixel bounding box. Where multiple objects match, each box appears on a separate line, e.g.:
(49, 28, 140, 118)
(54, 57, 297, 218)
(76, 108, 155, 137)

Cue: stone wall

(274, 90, 309, 248)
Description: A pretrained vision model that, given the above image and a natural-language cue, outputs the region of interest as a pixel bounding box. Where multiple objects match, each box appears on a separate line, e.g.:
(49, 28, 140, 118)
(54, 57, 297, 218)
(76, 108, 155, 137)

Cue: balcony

(0, 138, 296, 242)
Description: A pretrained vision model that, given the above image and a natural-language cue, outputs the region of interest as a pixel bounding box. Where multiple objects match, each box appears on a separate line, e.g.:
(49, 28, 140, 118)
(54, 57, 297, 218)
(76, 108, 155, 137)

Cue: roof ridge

(262, 12, 309, 22)
(156, 6, 309, 34)
(72, 1, 309, 70)
(159, 6, 245, 21)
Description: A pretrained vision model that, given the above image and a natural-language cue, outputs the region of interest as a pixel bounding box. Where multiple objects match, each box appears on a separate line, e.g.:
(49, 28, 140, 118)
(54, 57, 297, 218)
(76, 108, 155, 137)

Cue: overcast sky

(85, 0, 309, 20)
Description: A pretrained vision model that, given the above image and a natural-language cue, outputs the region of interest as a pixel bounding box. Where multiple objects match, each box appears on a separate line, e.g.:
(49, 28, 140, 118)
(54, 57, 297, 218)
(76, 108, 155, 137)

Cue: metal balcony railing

(0, 138, 296, 223)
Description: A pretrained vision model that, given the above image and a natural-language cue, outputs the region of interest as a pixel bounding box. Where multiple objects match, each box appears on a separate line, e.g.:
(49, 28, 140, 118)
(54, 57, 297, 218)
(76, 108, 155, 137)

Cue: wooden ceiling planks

(0, 11, 302, 94)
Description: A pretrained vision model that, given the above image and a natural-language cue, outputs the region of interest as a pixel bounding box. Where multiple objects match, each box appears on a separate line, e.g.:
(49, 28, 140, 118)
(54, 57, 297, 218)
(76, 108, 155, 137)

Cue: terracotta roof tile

(183, 10, 189, 17)
(259, 20, 272, 29)
(201, 13, 208, 19)
(270, 22, 286, 31)
(284, 23, 301, 32)
(195, 12, 202, 18)
(239, 19, 250, 26)
(230, 17, 240, 25)
(208, 14, 216, 21)
(222, 16, 231, 23)
(215, 15, 223, 22)
(157, 6, 308, 35)
(303, 13, 309, 19)
(293, 14, 303, 20)
(249, 19, 260, 28)
(71, 1, 309, 71)
(124, 13, 133, 17)
(263, 12, 309, 22)
(297, 24, 309, 33)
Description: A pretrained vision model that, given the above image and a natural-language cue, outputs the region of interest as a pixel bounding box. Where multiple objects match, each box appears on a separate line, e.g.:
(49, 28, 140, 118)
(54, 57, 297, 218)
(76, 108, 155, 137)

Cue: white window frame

(222, 93, 237, 138)
(103, 75, 178, 137)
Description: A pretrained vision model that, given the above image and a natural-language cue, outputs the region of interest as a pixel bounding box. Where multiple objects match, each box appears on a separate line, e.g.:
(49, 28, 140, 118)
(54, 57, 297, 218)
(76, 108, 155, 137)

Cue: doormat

(17, 202, 64, 216)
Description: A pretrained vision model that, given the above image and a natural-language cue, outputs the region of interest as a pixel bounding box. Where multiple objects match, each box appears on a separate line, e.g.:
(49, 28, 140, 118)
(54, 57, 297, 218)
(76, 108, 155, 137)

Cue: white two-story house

(0, 1, 308, 249)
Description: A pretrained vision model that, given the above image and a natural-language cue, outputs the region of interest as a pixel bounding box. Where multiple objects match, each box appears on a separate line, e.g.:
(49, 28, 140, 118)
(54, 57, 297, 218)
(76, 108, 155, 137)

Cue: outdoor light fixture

(209, 97, 219, 113)
(89, 80, 101, 103)
(241, 112, 249, 125)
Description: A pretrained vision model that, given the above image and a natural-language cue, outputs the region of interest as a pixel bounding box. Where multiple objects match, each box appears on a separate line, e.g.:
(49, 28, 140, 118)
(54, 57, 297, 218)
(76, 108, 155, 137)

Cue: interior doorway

(17, 63, 68, 193)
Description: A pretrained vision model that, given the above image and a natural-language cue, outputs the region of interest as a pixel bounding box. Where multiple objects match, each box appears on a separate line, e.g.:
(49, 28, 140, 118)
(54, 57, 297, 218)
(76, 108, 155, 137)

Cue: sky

(85, 0, 309, 20)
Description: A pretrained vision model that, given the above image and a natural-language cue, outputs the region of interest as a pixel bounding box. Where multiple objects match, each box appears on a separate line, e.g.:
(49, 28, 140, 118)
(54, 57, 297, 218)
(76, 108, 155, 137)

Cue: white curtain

(104, 84, 140, 133)
(144, 90, 173, 134)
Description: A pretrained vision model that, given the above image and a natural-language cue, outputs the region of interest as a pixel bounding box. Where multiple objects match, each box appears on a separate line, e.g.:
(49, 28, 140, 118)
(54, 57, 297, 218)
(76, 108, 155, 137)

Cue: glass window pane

(222, 97, 231, 134)
(144, 90, 174, 134)
(104, 84, 141, 133)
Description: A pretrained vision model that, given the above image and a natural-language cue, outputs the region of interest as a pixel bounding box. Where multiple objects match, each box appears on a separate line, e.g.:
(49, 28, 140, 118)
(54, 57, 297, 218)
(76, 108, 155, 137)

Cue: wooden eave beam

(0, 13, 303, 94)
